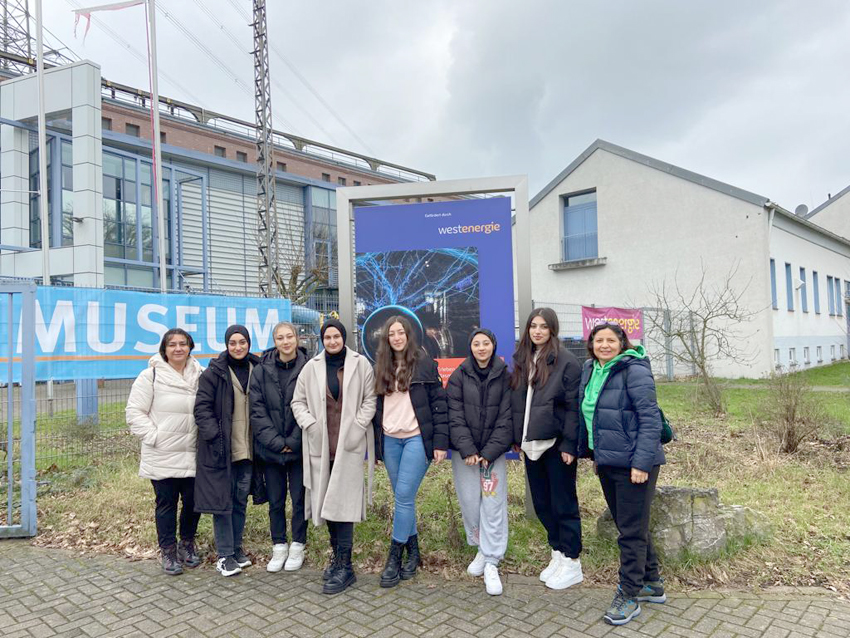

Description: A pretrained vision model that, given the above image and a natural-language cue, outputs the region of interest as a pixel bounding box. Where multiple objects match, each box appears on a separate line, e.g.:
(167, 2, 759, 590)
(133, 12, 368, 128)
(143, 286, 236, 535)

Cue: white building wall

(769, 213, 850, 370)
(806, 191, 850, 240)
(529, 148, 775, 378)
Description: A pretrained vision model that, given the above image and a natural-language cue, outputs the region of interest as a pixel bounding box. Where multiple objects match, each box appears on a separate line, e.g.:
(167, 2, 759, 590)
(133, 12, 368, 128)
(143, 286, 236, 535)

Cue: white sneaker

(539, 550, 562, 582)
(467, 551, 486, 577)
(545, 556, 583, 590)
(284, 542, 305, 571)
(483, 563, 503, 595)
(267, 543, 288, 573)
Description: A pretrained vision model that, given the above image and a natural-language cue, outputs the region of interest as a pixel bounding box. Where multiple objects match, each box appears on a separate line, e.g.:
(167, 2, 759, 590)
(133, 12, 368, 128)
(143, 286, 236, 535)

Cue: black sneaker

(161, 545, 183, 576)
(233, 549, 252, 568)
(637, 580, 667, 604)
(178, 539, 201, 569)
(216, 556, 242, 577)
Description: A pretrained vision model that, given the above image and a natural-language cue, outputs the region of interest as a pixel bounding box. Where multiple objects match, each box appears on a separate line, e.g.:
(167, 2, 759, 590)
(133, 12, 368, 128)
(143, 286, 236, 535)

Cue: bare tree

(646, 261, 758, 415)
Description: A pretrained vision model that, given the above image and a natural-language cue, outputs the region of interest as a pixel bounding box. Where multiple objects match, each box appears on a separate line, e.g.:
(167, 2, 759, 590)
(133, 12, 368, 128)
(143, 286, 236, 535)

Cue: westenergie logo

(437, 221, 502, 235)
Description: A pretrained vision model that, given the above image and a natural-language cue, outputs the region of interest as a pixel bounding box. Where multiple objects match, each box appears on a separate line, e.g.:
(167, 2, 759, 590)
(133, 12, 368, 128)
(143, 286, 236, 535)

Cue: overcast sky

(44, 0, 850, 210)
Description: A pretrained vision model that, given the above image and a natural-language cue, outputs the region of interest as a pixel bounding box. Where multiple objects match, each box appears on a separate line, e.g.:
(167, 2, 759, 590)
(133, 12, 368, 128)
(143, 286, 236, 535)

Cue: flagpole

(35, 0, 50, 285)
(146, 0, 167, 292)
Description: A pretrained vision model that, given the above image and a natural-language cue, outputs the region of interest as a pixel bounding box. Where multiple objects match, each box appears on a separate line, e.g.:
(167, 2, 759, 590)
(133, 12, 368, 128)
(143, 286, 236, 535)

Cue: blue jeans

(213, 460, 252, 558)
(382, 434, 430, 543)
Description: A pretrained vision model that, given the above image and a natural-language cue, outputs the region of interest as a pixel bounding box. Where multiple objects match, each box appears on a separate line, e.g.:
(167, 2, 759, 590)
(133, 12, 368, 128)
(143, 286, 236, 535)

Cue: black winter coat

(373, 356, 448, 461)
(193, 351, 265, 515)
(250, 346, 308, 466)
(510, 346, 582, 455)
(446, 357, 513, 462)
(576, 356, 666, 473)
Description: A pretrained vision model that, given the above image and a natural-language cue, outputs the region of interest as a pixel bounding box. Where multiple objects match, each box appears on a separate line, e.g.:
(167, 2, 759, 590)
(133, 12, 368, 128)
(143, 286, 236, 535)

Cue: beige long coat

(291, 347, 377, 525)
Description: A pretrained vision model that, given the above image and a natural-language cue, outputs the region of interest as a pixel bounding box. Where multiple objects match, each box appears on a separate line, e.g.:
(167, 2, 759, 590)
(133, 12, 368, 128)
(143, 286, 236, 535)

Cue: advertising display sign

(581, 306, 644, 340)
(354, 198, 515, 381)
(0, 286, 291, 381)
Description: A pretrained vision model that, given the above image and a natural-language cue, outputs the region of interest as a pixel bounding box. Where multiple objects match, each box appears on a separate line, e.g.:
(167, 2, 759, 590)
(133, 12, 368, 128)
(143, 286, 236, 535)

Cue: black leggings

(327, 520, 353, 550)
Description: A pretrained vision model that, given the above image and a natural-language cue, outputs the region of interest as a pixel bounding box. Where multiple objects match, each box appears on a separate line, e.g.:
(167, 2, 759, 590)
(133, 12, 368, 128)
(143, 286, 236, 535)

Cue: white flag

(73, 1, 146, 39)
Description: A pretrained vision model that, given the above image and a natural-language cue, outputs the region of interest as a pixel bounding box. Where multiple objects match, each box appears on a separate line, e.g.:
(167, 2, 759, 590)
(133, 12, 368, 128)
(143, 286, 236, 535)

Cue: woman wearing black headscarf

(194, 324, 261, 577)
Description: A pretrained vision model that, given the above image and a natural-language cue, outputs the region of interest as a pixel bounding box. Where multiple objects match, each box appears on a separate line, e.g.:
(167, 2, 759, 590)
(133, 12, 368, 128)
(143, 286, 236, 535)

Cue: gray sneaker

(604, 587, 641, 626)
(637, 580, 667, 603)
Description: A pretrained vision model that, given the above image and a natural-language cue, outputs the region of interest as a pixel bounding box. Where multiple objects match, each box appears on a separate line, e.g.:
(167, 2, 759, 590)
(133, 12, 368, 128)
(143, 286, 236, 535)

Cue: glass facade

(29, 139, 74, 248)
(308, 186, 337, 287)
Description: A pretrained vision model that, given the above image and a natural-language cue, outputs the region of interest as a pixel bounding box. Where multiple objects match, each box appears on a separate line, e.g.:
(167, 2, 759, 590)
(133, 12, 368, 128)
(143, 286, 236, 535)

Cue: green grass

(705, 360, 850, 386)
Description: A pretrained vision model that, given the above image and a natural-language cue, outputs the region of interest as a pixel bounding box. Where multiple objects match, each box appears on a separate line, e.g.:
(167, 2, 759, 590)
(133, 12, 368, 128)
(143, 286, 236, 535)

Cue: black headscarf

(225, 324, 251, 392)
(322, 319, 347, 401)
(469, 328, 497, 381)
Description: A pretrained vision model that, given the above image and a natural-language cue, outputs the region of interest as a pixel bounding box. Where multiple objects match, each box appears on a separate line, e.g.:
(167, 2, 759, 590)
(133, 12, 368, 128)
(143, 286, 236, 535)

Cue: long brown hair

(374, 315, 420, 395)
(510, 307, 560, 390)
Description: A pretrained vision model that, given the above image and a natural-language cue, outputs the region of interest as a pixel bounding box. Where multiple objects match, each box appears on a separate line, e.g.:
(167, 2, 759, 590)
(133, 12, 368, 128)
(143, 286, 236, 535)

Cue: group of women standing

(126, 307, 666, 626)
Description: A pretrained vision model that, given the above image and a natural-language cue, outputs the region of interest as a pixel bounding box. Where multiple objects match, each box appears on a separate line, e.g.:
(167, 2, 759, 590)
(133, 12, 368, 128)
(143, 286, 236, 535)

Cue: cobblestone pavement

(1, 540, 848, 637)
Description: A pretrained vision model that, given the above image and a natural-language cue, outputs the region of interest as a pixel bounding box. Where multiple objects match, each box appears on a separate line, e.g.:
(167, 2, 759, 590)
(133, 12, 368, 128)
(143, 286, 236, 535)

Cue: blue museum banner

(0, 286, 291, 381)
(354, 198, 515, 380)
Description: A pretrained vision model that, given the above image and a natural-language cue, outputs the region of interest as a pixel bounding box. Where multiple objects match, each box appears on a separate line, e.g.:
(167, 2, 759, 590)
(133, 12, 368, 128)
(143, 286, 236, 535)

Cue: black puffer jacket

(250, 346, 308, 465)
(446, 357, 512, 462)
(193, 351, 264, 515)
(373, 355, 448, 461)
(510, 346, 582, 455)
(576, 356, 666, 473)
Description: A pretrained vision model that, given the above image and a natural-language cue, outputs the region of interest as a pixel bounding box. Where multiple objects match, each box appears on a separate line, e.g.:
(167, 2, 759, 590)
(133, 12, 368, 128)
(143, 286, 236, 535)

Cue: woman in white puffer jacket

(126, 328, 204, 576)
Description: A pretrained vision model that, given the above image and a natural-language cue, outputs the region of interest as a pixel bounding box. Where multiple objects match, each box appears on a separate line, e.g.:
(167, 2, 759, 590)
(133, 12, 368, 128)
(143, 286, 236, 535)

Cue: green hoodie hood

(580, 345, 646, 450)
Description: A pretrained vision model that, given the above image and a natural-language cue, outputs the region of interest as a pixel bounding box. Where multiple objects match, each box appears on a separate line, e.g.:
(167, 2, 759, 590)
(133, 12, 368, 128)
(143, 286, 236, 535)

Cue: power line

(224, 0, 375, 155)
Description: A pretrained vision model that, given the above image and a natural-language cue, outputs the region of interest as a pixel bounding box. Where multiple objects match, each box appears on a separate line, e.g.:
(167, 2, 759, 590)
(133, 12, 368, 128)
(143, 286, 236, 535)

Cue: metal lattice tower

(252, 0, 279, 297)
(1, 0, 76, 73)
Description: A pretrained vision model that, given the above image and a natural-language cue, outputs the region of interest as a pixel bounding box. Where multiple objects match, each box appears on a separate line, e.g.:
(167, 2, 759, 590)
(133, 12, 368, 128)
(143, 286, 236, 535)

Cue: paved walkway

(1, 540, 847, 637)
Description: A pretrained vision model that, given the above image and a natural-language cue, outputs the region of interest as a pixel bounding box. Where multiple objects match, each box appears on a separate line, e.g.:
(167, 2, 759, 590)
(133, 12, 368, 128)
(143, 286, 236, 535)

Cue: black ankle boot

(400, 534, 420, 580)
(322, 545, 338, 582)
(379, 539, 405, 588)
(323, 547, 355, 594)
(161, 544, 183, 576)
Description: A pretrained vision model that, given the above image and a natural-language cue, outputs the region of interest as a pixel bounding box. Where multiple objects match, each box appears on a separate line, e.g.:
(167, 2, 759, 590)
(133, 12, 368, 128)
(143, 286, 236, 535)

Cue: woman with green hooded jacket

(577, 323, 666, 627)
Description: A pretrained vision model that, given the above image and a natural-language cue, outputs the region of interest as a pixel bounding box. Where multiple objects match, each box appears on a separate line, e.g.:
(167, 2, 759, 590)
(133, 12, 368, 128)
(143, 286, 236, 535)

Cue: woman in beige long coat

(291, 319, 376, 594)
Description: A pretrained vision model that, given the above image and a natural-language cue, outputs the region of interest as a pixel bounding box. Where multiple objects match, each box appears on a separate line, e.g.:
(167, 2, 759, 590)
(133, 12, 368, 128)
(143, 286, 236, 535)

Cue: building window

(789, 348, 797, 366)
(353, 180, 361, 186)
(770, 259, 778, 309)
(160, 131, 167, 143)
(214, 146, 226, 158)
(28, 139, 75, 248)
(804, 347, 810, 364)
(827, 276, 835, 315)
(817, 345, 823, 362)
(321, 173, 331, 182)
(562, 191, 598, 262)
(102, 117, 112, 131)
(842, 344, 846, 359)
(308, 186, 337, 287)
(236, 151, 248, 163)
(785, 263, 794, 311)
(774, 349, 780, 367)
(831, 345, 836, 360)
(799, 267, 807, 312)
(276, 161, 287, 172)
(836, 278, 843, 317)
(125, 123, 140, 137)
(338, 177, 347, 186)
(813, 271, 820, 313)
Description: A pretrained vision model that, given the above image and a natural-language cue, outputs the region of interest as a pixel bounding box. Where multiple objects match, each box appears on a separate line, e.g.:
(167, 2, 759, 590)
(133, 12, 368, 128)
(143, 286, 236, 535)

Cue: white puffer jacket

(126, 354, 204, 480)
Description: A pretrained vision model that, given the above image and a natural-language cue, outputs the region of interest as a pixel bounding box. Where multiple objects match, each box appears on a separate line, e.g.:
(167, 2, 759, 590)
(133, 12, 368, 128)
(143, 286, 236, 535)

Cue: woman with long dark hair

(126, 328, 203, 575)
(291, 319, 377, 594)
(373, 315, 448, 588)
(250, 321, 309, 572)
(578, 323, 666, 626)
(511, 307, 583, 590)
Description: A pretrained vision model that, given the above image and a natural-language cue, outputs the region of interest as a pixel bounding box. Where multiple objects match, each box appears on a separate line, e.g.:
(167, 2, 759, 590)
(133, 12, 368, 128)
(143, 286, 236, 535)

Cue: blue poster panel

(0, 286, 291, 381)
(354, 198, 515, 379)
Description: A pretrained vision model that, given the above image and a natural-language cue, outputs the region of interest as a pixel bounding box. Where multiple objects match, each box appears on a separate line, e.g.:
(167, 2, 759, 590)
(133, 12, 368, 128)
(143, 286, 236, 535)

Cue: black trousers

(264, 460, 307, 545)
(524, 445, 582, 558)
(597, 465, 661, 597)
(151, 477, 201, 550)
(327, 521, 353, 550)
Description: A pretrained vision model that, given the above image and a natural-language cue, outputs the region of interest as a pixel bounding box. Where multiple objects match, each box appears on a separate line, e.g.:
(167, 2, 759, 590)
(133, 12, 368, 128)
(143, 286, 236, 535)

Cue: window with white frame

(561, 191, 598, 262)
(831, 345, 836, 360)
(803, 347, 810, 364)
(789, 348, 797, 366)
(774, 349, 780, 367)
(817, 345, 823, 362)
(842, 344, 846, 359)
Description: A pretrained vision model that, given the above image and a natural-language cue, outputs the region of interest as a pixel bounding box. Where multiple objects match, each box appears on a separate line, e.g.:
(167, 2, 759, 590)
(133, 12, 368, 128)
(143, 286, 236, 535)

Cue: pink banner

(581, 306, 644, 340)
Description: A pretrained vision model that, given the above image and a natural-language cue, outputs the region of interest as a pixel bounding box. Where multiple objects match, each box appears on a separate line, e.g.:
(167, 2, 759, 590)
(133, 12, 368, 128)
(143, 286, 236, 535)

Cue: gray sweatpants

(451, 453, 508, 565)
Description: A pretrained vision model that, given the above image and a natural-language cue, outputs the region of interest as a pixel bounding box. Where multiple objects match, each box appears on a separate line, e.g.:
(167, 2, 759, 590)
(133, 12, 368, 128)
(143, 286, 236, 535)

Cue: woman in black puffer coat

(250, 321, 310, 573)
(446, 328, 512, 596)
(510, 308, 583, 592)
(578, 322, 666, 626)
